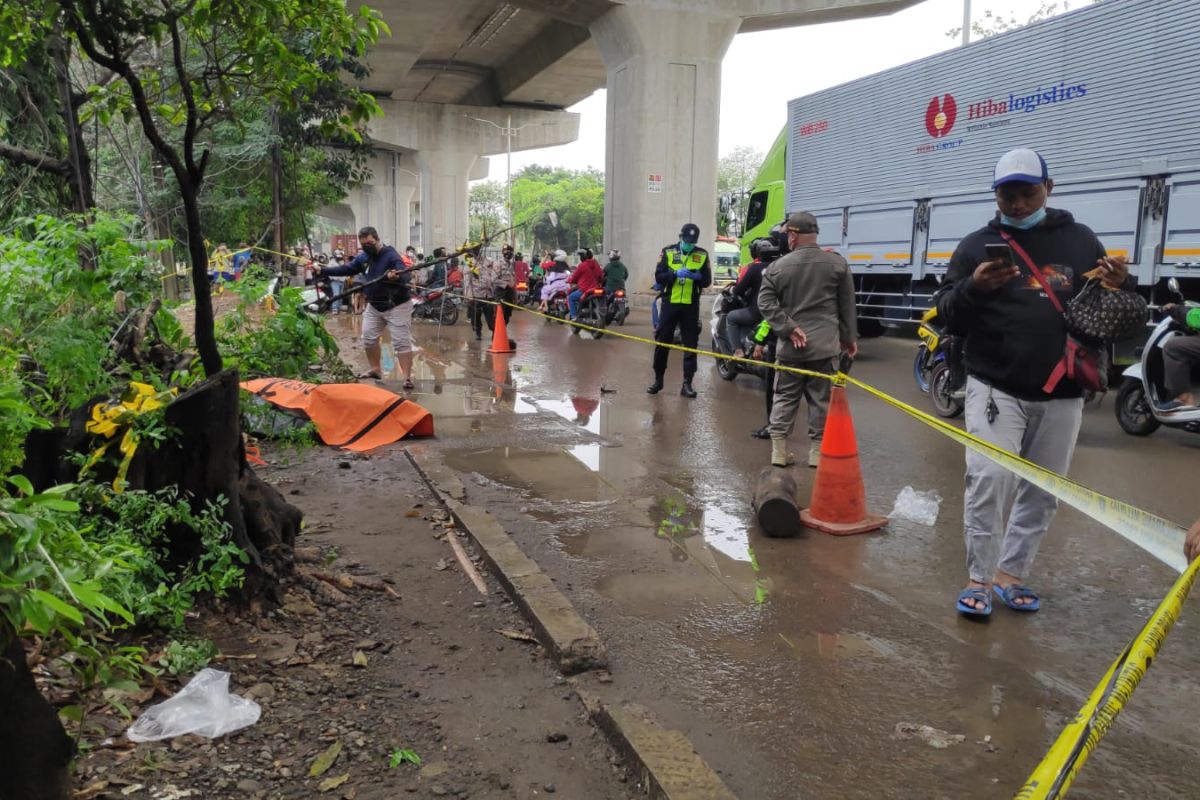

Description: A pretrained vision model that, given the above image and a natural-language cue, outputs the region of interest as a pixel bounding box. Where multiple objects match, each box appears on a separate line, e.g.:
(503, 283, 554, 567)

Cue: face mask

(1000, 205, 1047, 230)
(362, 243, 379, 256)
(679, 240, 695, 254)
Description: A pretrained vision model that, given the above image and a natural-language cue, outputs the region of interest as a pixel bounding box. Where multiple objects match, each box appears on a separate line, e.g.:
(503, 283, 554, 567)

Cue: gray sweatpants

(963, 376, 1083, 584)
(768, 357, 835, 441)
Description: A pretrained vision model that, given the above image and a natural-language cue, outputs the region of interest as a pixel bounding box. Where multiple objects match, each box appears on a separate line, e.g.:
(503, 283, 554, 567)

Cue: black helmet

(757, 240, 781, 263)
(768, 222, 791, 255)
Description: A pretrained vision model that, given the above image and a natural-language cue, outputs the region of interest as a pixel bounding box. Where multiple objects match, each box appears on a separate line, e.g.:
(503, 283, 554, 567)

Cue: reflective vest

(666, 248, 708, 304)
(753, 319, 772, 344)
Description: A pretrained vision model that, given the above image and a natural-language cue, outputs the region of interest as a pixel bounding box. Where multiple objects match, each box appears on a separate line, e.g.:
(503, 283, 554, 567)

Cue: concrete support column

(390, 152, 420, 250)
(417, 148, 478, 254)
(591, 5, 739, 289)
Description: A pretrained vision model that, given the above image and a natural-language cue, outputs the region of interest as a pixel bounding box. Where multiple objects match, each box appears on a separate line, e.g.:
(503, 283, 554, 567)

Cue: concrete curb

(404, 450, 608, 675)
(577, 690, 738, 800)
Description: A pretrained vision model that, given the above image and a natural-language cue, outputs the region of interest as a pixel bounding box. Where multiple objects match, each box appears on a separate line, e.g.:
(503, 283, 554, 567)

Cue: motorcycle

(571, 287, 609, 339)
(411, 288, 460, 325)
(605, 288, 629, 326)
(710, 287, 771, 383)
(913, 305, 965, 418)
(515, 281, 529, 306)
(1115, 278, 1200, 436)
(545, 290, 571, 323)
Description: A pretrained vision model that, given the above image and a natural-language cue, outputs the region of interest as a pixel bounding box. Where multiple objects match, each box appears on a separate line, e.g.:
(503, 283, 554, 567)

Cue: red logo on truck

(924, 95, 957, 138)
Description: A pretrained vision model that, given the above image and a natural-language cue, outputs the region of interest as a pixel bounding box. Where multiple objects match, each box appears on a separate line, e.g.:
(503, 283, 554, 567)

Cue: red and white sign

(647, 174, 663, 193)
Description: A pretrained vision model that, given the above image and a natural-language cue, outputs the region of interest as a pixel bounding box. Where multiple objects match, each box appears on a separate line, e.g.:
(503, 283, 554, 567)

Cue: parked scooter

(1115, 278, 1200, 436)
(411, 288, 460, 325)
(913, 305, 965, 417)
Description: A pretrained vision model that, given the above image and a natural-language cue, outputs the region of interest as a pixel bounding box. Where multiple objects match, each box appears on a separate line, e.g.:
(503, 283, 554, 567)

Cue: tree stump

(0, 627, 73, 800)
(753, 466, 802, 537)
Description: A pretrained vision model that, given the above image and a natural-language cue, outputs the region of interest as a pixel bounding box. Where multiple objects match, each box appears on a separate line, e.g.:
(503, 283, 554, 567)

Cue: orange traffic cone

(491, 352, 509, 400)
(487, 305, 516, 354)
(799, 385, 887, 536)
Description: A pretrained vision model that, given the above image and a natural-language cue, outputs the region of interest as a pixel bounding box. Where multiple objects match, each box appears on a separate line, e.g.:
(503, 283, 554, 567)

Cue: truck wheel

(1115, 380, 1160, 436)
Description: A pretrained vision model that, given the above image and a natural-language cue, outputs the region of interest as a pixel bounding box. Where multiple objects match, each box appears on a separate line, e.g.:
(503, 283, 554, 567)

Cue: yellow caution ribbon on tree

(83, 382, 178, 492)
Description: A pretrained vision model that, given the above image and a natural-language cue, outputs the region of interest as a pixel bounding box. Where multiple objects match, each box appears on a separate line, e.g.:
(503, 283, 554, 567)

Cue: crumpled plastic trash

(127, 668, 261, 742)
(889, 486, 942, 526)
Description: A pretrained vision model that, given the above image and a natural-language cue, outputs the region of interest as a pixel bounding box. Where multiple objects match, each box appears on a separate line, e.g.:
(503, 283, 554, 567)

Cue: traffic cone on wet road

(799, 385, 887, 536)
(487, 305, 516, 354)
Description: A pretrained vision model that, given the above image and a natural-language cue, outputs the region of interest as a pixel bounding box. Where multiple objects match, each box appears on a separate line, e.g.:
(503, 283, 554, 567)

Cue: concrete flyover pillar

(416, 148, 477, 255)
(591, 3, 740, 290)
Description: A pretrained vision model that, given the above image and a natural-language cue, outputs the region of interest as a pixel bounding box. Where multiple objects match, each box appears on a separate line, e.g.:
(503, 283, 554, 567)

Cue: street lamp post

(962, 0, 972, 45)
(466, 113, 550, 248)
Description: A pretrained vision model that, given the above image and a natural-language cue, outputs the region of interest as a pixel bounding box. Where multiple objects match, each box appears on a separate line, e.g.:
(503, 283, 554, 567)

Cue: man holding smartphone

(936, 148, 1135, 617)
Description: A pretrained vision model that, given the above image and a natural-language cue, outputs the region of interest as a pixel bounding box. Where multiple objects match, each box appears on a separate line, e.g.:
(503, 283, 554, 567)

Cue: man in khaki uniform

(757, 212, 858, 467)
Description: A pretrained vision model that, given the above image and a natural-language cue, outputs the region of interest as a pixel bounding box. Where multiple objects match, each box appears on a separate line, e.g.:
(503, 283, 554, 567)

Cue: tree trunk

(180, 187, 222, 375)
(49, 34, 94, 215)
(753, 466, 802, 538)
(0, 627, 73, 800)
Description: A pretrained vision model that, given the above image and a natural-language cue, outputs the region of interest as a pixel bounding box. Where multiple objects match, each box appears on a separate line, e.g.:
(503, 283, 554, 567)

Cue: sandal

(357, 369, 382, 380)
(956, 586, 992, 618)
(993, 583, 1040, 612)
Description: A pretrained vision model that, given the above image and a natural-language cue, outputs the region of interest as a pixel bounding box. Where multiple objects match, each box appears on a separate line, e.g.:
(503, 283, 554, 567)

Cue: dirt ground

(71, 445, 636, 800)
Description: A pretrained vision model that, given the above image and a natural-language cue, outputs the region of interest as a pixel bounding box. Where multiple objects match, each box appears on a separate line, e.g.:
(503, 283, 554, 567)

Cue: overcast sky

(492, 0, 1083, 179)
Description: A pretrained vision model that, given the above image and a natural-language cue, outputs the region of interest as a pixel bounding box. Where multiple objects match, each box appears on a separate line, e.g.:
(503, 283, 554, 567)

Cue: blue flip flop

(993, 583, 1040, 612)
(956, 587, 992, 617)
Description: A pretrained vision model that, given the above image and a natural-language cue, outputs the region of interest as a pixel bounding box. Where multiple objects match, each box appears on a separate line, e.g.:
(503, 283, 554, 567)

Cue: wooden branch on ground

(446, 534, 488, 595)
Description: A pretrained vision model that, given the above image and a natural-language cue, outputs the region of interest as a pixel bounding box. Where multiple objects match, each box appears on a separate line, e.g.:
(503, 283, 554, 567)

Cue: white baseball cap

(992, 148, 1049, 189)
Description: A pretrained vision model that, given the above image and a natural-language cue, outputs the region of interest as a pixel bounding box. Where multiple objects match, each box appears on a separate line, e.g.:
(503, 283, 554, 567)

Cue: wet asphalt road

(333, 302, 1200, 799)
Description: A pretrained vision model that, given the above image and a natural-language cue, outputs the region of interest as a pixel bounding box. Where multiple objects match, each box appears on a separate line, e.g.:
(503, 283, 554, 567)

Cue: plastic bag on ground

(889, 486, 942, 526)
(127, 668, 261, 742)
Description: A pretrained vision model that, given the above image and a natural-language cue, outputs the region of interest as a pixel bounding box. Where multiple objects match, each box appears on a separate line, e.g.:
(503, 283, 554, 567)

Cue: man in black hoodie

(937, 148, 1133, 617)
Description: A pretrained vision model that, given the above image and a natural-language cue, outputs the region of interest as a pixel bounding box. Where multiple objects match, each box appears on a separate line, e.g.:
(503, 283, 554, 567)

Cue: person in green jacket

(1160, 302, 1200, 410)
(603, 249, 628, 293)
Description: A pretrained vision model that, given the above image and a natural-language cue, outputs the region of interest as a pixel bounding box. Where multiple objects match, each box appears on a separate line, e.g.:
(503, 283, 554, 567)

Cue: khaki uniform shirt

(757, 244, 857, 363)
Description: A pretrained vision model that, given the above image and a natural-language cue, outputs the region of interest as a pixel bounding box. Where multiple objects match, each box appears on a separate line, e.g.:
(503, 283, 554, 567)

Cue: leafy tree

(948, 1, 1095, 40)
(0, 0, 385, 375)
(510, 165, 604, 255)
(469, 180, 506, 241)
(716, 145, 762, 237)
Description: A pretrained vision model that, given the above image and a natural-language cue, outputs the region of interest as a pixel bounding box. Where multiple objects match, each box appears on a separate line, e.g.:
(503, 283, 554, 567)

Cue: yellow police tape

(444, 293, 1196, 798)
(83, 381, 179, 492)
(1014, 554, 1200, 799)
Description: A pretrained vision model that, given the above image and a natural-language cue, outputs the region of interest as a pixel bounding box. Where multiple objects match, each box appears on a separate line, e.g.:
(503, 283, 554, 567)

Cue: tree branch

(167, 16, 200, 182)
(0, 141, 72, 175)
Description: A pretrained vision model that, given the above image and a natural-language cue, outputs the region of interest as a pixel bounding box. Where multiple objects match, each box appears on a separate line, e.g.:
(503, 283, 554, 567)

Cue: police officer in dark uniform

(647, 222, 712, 398)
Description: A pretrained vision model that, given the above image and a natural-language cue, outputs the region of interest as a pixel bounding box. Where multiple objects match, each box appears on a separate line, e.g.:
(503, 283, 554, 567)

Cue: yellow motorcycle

(914, 306, 964, 418)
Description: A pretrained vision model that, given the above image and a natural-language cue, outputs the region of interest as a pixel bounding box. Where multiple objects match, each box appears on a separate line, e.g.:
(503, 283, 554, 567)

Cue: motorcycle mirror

(1167, 277, 1182, 299)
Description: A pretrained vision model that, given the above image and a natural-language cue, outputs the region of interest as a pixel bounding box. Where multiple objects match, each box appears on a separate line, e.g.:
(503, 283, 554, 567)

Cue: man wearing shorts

(317, 226, 416, 388)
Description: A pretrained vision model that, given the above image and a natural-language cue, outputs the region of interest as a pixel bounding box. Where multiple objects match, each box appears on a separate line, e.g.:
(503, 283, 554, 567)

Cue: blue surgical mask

(1001, 205, 1047, 230)
(679, 240, 695, 254)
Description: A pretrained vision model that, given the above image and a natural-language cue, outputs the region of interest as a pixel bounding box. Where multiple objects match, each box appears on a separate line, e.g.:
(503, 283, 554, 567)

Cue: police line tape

(417, 291, 1195, 798)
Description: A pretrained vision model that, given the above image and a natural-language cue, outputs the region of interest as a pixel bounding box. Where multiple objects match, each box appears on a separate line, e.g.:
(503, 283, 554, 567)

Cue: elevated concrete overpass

(332, 0, 921, 282)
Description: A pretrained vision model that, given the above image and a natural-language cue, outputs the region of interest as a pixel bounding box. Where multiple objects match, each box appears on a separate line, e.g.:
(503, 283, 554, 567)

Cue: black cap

(679, 223, 700, 244)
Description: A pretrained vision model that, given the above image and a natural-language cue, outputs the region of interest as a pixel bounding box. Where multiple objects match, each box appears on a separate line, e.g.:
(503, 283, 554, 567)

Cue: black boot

(646, 378, 664, 394)
(680, 381, 697, 398)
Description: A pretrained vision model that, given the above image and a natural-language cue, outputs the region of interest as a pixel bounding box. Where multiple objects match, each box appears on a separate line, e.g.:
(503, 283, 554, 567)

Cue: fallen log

(753, 466, 802, 538)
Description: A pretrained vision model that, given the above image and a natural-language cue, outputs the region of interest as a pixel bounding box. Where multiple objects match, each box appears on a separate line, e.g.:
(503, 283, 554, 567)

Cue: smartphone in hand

(984, 243, 1014, 265)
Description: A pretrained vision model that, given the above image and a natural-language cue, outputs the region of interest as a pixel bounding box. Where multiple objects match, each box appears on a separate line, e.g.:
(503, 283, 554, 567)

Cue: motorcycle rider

(568, 248, 604, 321)
(647, 222, 712, 398)
(725, 238, 773, 358)
(539, 250, 571, 311)
(1158, 302, 1200, 411)
(604, 249, 628, 294)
